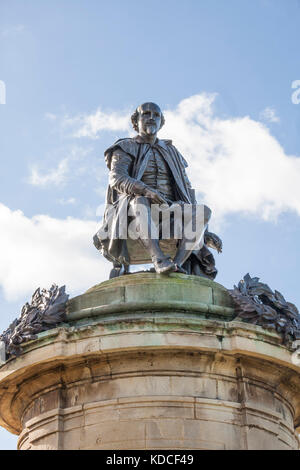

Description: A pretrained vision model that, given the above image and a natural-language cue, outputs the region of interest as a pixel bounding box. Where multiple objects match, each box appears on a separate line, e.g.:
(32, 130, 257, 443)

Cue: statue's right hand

(144, 188, 168, 205)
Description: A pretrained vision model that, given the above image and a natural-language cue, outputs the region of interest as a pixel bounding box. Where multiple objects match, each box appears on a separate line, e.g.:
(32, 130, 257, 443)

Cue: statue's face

(137, 103, 162, 136)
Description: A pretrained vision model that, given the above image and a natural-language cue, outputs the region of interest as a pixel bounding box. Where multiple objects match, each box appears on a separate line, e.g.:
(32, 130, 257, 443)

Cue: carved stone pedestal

(0, 273, 300, 450)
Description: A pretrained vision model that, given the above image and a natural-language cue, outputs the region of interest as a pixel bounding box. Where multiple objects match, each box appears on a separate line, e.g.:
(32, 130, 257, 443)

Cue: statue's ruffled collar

(133, 135, 172, 150)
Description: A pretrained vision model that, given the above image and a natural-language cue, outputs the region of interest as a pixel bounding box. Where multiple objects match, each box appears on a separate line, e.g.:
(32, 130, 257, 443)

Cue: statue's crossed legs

(128, 196, 211, 274)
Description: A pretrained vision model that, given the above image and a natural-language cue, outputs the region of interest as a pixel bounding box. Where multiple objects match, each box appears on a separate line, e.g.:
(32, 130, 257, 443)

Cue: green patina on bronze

(67, 273, 235, 324)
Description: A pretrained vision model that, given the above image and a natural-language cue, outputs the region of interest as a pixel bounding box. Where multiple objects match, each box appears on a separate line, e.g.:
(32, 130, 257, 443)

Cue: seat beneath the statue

(126, 238, 179, 265)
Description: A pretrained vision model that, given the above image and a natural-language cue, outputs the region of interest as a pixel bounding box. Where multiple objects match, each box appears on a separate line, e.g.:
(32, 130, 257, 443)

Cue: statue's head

(131, 102, 165, 136)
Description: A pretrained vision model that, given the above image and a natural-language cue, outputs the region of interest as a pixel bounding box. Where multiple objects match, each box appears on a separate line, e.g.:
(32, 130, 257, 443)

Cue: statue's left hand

(204, 232, 223, 253)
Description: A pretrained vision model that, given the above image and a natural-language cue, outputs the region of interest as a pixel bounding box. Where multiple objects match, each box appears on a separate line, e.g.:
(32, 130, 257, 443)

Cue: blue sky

(0, 0, 300, 449)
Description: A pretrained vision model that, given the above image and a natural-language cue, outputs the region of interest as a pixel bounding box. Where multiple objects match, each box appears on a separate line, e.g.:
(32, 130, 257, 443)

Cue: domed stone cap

(67, 273, 236, 322)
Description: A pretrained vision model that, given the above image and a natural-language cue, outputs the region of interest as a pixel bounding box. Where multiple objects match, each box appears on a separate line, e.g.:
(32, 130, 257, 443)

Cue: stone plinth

(0, 273, 300, 450)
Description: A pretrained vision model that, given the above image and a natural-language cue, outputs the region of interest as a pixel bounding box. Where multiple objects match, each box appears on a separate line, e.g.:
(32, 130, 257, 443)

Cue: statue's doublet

(104, 136, 193, 204)
(141, 147, 175, 200)
(94, 136, 196, 265)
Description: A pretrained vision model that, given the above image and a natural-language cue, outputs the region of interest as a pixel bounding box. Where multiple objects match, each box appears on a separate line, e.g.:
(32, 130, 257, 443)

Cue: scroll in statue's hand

(143, 187, 168, 205)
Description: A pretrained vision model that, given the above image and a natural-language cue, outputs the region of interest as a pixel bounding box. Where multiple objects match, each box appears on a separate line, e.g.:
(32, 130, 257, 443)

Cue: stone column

(0, 273, 299, 450)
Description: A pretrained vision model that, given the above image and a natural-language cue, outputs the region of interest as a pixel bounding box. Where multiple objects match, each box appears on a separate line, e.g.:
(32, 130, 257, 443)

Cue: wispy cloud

(0, 203, 109, 301)
(28, 146, 91, 188)
(259, 106, 280, 123)
(1, 24, 25, 37)
(44, 112, 57, 121)
(62, 108, 131, 139)
(58, 197, 76, 205)
(29, 158, 69, 187)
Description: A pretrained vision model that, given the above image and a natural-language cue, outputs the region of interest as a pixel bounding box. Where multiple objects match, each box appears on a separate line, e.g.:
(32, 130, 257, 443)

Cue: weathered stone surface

(0, 274, 299, 450)
(68, 273, 235, 320)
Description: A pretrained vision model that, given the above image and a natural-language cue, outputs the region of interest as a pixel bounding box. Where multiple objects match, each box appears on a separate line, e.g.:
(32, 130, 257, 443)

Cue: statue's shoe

(152, 257, 175, 274)
(173, 264, 187, 274)
(109, 265, 124, 279)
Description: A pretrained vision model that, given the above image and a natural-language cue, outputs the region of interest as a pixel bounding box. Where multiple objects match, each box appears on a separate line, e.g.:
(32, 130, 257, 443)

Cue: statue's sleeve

(109, 149, 148, 196)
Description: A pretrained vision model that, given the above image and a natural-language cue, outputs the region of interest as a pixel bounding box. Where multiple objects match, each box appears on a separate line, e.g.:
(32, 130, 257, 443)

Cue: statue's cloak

(93, 136, 196, 265)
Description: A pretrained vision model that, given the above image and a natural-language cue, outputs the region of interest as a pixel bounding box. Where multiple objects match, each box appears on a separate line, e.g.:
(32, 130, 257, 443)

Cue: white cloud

(159, 94, 300, 221)
(0, 203, 109, 301)
(28, 146, 91, 187)
(29, 158, 69, 187)
(58, 197, 76, 205)
(63, 108, 131, 139)
(1, 24, 25, 37)
(44, 112, 57, 121)
(259, 107, 280, 123)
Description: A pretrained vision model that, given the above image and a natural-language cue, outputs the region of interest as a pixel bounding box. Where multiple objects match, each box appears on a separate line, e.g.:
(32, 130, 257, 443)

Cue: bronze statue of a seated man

(93, 102, 222, 278)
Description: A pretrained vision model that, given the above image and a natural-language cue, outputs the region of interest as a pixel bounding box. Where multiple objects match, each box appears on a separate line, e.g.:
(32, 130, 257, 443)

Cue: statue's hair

(131, 103, 165, 132)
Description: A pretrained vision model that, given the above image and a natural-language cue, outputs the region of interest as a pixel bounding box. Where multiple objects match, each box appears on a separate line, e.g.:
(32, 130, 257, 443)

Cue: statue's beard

(145, 124, 157, 135)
